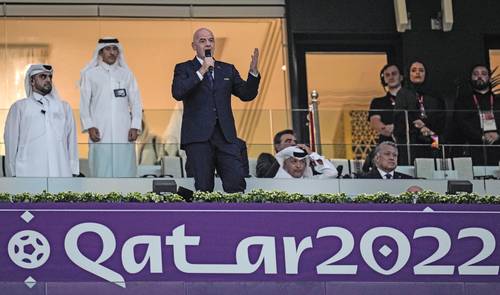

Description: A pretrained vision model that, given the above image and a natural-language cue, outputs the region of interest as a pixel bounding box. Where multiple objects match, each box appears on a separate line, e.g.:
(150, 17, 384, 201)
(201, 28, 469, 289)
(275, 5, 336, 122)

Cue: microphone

(204, 49, 213, 73)
(336, 165, 343, 178)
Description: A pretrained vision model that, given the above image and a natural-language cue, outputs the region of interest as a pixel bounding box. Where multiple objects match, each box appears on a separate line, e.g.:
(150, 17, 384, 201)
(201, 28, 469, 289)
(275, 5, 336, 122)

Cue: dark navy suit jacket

(172, 58, 260, 146)
(359, 168, 414, 179)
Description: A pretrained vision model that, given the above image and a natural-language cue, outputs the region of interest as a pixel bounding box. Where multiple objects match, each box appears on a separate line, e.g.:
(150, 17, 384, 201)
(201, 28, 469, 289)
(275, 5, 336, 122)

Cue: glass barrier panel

(1, 109, 500, 180)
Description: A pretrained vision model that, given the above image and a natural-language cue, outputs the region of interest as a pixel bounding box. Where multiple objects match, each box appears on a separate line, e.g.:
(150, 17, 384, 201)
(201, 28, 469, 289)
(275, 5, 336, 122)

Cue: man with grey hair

(80, 37, 143, 177)
(4, 64, 79, 177)
(360, 141, 413, 179)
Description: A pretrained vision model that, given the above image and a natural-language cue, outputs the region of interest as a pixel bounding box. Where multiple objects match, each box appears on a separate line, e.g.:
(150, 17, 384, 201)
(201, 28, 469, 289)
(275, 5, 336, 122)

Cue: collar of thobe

(377, 168, 394, 179)
(99, 60, 118, 72)
(32, 92, 50, 105)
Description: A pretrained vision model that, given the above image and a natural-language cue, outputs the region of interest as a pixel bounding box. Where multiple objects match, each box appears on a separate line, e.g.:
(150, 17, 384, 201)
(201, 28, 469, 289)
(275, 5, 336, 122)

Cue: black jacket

(359, 168, 414, 179)
(172, 57, 260, 146)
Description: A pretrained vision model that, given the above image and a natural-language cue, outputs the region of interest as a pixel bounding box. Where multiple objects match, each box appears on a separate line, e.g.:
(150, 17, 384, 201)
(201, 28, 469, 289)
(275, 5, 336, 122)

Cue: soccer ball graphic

(8, 230, 50, 269)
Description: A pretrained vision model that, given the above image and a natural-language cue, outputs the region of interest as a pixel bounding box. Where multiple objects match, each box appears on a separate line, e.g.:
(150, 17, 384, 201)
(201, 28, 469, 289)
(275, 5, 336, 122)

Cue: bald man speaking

(172, 27, 260, 193)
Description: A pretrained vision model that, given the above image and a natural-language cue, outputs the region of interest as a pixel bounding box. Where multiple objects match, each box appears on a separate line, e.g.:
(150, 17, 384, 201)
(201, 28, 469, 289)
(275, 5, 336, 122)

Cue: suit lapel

(370, 169, 383, 179)
(213, 62, 224, 91)
(191, 57, 214, 90)
(191, 57, 202, 72)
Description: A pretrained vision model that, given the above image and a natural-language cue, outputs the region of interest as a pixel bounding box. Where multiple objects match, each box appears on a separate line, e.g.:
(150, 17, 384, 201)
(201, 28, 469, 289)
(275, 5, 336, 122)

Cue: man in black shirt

(454, 64, 500, 165)
(368, 64, 404, 143)
(365, 64, 405, 171)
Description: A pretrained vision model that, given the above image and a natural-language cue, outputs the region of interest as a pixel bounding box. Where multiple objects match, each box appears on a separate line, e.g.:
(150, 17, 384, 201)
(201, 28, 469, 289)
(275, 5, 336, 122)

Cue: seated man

(359, 141, 413, 179)
(256, 129, 334, 178)
(274, 146, 337, 179)
(256, 129, 295, 178)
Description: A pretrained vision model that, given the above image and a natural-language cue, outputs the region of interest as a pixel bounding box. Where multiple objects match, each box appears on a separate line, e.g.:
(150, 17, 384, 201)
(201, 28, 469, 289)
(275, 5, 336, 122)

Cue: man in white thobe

(3, 64, 79, 177)
(274, 146, 337, 179)
(80, 37, 143, 177)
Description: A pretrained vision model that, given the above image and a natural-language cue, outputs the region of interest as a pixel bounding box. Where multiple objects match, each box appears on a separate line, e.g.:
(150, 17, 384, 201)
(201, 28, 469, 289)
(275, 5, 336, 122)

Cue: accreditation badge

(113, 88, 127, 97)
(480, 111, 497, 131)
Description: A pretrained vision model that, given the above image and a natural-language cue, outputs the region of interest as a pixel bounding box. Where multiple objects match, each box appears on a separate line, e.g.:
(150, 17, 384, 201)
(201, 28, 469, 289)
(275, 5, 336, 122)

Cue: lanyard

(472, 94, 494, 112)
(417, 94, 427, 118)
(387, 94, 395, 106)
(417, 95, 424, 107)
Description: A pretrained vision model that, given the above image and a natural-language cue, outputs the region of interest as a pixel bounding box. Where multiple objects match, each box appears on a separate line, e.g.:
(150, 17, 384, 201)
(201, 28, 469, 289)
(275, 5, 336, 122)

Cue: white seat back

(349, 159, 365, 175)
(415, 158, 455, 179)
(414, 158, 436, 179)
(248, 158, 258, 177)
(453, 157, 474, 180)
(331, 159, 349, 176)
(161, 156, 183, 178)
(0, 155, 5, 177)
(395, 165, 415, 177)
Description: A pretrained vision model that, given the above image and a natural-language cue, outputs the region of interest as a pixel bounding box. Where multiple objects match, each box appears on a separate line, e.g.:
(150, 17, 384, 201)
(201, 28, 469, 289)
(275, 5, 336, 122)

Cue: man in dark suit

(360, 141, 413, 179)
(172, 27, 260, 192)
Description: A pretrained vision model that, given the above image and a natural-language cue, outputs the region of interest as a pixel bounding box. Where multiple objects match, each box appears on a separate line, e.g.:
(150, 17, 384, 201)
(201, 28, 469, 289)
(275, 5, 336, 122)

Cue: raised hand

(249, 48, 259, 75)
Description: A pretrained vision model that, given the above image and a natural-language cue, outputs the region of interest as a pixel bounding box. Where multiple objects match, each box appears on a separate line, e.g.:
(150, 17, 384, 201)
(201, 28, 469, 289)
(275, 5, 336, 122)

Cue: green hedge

(0, 189, 500, 204)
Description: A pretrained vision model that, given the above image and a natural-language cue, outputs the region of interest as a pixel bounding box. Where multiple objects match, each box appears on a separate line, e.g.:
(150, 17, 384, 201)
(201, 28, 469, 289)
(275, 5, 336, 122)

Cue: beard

(471, 79, 490, 91)
(35, 84, 52, 95)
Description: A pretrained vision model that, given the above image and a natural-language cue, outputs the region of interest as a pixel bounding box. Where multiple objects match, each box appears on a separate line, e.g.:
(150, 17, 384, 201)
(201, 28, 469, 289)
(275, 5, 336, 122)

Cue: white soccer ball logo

(8, 230, 50, 269)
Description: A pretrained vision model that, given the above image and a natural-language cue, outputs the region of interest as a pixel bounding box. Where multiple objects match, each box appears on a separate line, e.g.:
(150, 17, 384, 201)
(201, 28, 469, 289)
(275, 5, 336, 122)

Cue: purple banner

(1, 203, 500, 289)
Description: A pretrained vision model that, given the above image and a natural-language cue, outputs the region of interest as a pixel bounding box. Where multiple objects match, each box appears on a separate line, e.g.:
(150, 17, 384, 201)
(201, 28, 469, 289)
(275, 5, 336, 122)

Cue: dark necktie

(206, 71, 214, 89)
(385, 173, 392, 179)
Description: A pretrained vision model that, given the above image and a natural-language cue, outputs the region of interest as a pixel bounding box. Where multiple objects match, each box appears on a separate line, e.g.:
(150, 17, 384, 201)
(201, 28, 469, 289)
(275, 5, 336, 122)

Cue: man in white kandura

(4, 64, 79, 177)
(274, 146, 337, 179)
(80, 37, 143, 177)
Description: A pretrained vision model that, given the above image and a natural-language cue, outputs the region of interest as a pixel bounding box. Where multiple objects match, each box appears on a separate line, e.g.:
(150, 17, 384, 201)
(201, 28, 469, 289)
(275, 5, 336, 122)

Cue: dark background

(285, 0, 500, 142)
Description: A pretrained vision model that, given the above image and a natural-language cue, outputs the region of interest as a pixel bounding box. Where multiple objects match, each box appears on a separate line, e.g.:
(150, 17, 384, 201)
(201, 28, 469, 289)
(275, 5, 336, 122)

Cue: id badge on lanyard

(474, 94, 497, 132)
(114, 89, 127, 97)
(480, 111, 497, 131)
(112, 79, 127, 98)
(417, 95, 427, 119)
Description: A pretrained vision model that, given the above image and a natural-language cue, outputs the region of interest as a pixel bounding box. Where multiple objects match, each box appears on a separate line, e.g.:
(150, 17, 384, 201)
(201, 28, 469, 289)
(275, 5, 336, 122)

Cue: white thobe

(274, 153, 338, 179)
(80, 61, 142, 177)
(3, 93, 79, 177)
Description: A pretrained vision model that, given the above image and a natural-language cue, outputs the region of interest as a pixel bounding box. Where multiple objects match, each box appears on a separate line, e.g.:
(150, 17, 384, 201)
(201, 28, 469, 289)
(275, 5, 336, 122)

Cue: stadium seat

(331, 158, 350, 177)
(0, 155, 5, 177)
(473, 165, 500, 179)
(452, 157, 474, 180)
(349, 159, 365, 176)
(161, 156, 184, 178)
(414, 158, 456, 179)
(248, 158, 258, 177)
(395, 165, 415, 177)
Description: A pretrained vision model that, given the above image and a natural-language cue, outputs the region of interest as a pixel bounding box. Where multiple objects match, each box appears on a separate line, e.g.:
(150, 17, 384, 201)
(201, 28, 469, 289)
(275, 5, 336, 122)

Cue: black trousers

(184, 123, 246, 193)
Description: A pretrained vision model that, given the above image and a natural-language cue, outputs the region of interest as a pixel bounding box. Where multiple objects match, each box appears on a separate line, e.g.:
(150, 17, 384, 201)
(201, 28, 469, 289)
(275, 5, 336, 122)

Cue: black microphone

(204, 49, 213, 73)
(336, 165, 343, 178)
